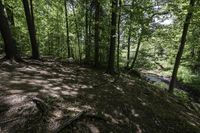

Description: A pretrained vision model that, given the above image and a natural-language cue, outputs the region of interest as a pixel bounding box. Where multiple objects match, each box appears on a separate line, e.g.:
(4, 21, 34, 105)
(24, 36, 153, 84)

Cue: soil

(0, 59, 200, 133)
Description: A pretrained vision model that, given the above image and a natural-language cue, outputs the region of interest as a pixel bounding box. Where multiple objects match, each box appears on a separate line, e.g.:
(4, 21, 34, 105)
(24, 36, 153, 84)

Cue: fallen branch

(54, 111, 85, 133)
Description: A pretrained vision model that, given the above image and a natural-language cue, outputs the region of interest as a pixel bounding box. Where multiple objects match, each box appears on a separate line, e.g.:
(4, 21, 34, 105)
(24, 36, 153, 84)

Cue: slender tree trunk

(107, 0, 118, 74)
(87, 5, 92, 63)
(127, 27, 131, 68)
(22, 0, 39, 59)
(94, 0, 100, 67)
(168, 0, 196, 93)
(0, 1, 16, 60)
(130, 31, 143, 69)
(126, 0, 134, 69)
(64, 0, 71, 58)
(117, 0, 121, 71)
(85, 0, 89, 62)
(72, 5, 81, 62)
(4, 5, 15, 26)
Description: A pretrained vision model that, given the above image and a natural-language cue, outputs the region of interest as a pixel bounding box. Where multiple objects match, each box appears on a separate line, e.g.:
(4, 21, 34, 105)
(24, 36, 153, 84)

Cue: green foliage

(0, 0, 200, 88)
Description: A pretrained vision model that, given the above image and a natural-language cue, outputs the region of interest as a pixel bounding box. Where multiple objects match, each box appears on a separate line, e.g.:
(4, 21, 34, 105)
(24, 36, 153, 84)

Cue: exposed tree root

(30, 97, 49, 115)
(0, 117, 20, 125)
(54, 111, 86, 133)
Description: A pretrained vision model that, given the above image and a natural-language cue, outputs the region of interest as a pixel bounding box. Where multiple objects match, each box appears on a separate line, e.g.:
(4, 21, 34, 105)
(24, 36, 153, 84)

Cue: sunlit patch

(80, 85, 90, 89)
(67, 107, 82, 112)
(10, 80, 26, 84)
(115, 85, 124, 94)
(19, 66, 37, 72)
(82, 105, 92, 110)
(104, 113, 119, 124)
(43, 84, 53, 89)
(39, 70, 49, 75)
(61, 90, 78, 96)
(26, 92, 38, 96)
(49, 93, 60, 98)
(131, 109, 140, 117)
(48, 78, 63, 82)
(29, 79, 49, 84)
(62, 85, 73, 90)
(40, 89, 49, 93)
(86, 123, 100, 133)
(7, 89, 24, 94)
(52, 110, 63, 118)
(0, 95, 27, 106)
(52, 87, 62, 91)
(136, 124, 142, 133)
(142, 102, 147, 106)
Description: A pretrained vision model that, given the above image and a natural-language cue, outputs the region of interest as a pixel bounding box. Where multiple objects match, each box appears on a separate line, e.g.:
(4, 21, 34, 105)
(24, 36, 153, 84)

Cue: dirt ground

(0, 59, 200, 133)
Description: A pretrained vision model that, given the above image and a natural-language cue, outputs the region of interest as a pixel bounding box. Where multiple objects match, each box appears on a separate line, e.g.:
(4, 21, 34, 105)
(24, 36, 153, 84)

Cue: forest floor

(0, 59, 200, 133)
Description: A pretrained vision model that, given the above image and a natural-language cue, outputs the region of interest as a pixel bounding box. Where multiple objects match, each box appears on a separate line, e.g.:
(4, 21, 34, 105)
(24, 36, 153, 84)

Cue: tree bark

(107, 0, 118, 74)
(117, 0, 121, 71)
(4, 4, 15, 26)
(130, 31, 143, 69)
(64, 0, 71, 58)
(72, 4, 81, 62)
(127, 27, 131, 68)
(22, 0, 39, 59)
(87, 4, 92, 63)
(94, 0, 100, 67)
(85, 0, 89, 62)
(0, 1, 16, 60)
(168, 0, 196, 93)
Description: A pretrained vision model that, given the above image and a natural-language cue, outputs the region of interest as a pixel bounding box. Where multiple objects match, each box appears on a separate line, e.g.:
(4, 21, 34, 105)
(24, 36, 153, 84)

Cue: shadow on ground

(0, 60, 200, 133)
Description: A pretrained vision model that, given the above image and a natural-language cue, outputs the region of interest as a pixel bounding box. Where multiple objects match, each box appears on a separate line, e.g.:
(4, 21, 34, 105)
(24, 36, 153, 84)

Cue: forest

(0, 0, 200, 132)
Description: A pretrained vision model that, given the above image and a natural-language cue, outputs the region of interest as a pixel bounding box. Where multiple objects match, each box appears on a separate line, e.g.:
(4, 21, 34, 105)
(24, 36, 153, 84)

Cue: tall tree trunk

(64, 0, 71, 58)
(94, 0, 100, 67)
(72, 4, 81, 62)
(4, 4, 15, 26)
(130, 31, 143, 69)
(117, 0, 121, 71)
(168, 0, 196, 93)
(85, 0, 89, 62)
(0, 1, 16, 60)
(126, 0, 134, 69)
(87, 5, 92, 63)
(127, 27, 131, 68)
(107, 0, 118, 74)
(22, 0, 39, 59)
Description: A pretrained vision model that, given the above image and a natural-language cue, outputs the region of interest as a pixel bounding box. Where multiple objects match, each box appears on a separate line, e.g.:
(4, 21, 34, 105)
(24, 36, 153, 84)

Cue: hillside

(0, 60, 200, 133)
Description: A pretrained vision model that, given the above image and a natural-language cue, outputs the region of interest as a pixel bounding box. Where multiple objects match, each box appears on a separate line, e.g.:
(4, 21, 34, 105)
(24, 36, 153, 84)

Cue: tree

(117, 0, 122, 71)
(72, 2, 82, 62)
(168, 0, 196, 93)
(107, 0, 118, 74)
(130, 25, 144, 69)
(94, 0, 100, 67)
(64, 0, 71, 58)
(85, 0, 89, 62)
(22, 0, 39, 59)
(0, 1, 16, 60)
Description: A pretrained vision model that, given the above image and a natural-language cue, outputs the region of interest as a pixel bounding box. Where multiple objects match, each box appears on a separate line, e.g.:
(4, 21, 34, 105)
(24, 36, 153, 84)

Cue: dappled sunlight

(0, 95, 27, 106)
(0, 61, 200, 133)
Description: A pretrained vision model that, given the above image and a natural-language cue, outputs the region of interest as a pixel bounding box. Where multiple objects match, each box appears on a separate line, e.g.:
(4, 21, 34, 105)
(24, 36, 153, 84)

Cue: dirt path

(0, 60, 200, 133)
